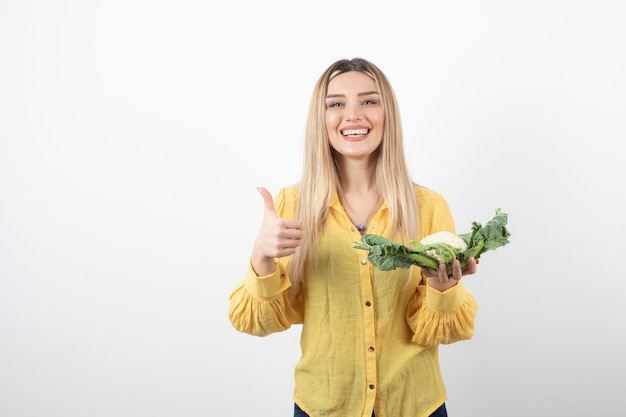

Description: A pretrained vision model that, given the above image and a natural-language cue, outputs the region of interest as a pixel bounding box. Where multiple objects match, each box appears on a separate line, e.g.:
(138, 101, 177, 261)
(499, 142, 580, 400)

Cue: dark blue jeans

(294, 402, 447, 416)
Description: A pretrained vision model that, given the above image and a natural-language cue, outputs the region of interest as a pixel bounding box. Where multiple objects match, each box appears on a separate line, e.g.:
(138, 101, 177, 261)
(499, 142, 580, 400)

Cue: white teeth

(342, 129, 369, 136)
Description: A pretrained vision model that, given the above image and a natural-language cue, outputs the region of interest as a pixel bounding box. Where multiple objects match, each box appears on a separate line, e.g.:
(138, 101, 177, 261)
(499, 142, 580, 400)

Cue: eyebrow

(325, 91, 380, 99)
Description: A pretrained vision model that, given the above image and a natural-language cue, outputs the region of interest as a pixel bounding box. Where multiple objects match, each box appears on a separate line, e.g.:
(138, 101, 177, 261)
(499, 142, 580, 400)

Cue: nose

(346, 109, 362, 121)
(344, 101, 362, 121)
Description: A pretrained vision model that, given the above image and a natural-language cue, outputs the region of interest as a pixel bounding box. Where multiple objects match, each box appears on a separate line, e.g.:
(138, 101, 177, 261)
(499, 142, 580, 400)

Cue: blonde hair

(288, 58, 418, 296)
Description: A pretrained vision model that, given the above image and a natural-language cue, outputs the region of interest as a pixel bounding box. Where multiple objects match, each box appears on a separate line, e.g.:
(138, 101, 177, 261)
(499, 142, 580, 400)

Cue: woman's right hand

(250, 187, 303, 276)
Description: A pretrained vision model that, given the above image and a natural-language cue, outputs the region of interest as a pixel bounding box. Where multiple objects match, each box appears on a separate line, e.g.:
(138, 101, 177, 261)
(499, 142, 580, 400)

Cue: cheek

(372, 111, 385, 128)
(325, 112, 340, 131)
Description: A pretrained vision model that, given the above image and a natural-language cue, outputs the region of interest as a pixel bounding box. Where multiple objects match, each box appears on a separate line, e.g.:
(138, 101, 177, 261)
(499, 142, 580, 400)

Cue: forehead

(326, 71, 378, 95)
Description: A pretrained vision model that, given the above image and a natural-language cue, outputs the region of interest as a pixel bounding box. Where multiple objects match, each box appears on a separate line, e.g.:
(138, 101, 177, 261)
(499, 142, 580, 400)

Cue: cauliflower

(419, 231, 468, 264)
(353, 208, 511, 274)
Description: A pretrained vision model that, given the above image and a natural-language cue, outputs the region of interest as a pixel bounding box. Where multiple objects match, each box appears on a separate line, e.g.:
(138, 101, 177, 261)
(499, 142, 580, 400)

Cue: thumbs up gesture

(251, 187, 303, 276)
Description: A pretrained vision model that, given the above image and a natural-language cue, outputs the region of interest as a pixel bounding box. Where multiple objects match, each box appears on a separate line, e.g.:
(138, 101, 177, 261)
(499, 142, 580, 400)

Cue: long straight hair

(288, 58, 418, 297)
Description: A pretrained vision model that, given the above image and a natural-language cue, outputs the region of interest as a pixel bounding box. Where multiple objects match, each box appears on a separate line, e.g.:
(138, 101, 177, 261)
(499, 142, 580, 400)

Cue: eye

(327, 101, 344, 108)
(362, 99, 378, 105)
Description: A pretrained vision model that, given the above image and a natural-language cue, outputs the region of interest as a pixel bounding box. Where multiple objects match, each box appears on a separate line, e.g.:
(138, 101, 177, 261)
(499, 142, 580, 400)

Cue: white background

(1, 1, 625, 416)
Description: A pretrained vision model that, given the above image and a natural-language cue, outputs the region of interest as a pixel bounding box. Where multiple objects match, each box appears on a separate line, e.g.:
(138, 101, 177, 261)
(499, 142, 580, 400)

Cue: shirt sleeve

(405, 278, 478, 346)
(228, 260, 304, 337)
(404, 186, 479, 346)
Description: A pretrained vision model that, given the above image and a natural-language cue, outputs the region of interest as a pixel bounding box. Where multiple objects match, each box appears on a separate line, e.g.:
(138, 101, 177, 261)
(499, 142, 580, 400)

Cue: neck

(335, 154, 377, 195)
(335, 159, 382, 234)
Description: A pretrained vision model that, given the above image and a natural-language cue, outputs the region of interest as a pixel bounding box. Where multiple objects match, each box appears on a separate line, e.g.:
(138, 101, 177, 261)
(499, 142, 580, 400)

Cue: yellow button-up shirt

(228, 184, 478, 417)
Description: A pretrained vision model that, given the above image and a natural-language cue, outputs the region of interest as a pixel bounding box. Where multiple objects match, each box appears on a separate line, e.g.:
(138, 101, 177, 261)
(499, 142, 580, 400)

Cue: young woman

(228, 58, 479, 417)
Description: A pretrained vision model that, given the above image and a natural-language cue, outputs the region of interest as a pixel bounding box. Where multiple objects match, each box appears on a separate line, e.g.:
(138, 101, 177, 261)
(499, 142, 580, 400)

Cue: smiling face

(325, 71, 385, 160)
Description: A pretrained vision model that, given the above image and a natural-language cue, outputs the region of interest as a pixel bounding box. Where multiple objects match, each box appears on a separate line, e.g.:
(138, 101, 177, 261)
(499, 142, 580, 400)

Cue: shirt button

(368, 346, 375, 352)
(361, 259, 367, 265)
(365, 301, 371, 307)
(369, 384, 375, 390)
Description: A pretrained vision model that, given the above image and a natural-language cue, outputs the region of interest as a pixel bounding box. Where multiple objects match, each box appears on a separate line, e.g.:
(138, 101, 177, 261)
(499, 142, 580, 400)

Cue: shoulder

(282, 183, 300, 197)
(274, 184, 300, 217)
(412, 183, 448, 207)
(412, 184, 456, 235)
(278, 183, 300, 204)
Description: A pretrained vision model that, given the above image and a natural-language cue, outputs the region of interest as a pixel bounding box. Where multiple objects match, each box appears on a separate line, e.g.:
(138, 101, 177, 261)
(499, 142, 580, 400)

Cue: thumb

(257, 187, 277, 217)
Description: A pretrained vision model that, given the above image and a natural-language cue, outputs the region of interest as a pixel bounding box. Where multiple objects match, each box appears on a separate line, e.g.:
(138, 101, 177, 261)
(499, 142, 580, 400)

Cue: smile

(341, 128, 370, 137)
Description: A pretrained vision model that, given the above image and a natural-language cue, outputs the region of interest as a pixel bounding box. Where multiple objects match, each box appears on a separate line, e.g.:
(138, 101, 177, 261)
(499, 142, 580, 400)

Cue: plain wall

(1, 0, 625, 416)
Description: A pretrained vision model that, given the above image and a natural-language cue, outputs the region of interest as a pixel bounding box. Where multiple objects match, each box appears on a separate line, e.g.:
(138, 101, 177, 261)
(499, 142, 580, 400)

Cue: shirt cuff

(425, 279, 467, 311)
(244, 259, 291, 299)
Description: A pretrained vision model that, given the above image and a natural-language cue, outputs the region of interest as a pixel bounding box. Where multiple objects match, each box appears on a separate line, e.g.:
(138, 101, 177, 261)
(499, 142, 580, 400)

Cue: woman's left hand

(422, 257, 478, 292)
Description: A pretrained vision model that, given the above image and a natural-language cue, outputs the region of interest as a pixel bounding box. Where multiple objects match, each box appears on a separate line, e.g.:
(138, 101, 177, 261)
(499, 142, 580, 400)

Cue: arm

(405, 188, 479, 345)
(228, 259, 303, 337)
(227, 187, 304, 336)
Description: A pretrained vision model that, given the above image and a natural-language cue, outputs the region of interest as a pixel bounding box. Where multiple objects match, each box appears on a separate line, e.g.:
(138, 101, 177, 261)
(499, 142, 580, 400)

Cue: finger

(277, 238, 302, 250)
(279, 218, 303, 233)
(257, 187, 277, 217)
(421, 267, 434, 278)
(463, 257, 478, 276)
(438, 263, 450, 283)
(449, 259, 463, 280)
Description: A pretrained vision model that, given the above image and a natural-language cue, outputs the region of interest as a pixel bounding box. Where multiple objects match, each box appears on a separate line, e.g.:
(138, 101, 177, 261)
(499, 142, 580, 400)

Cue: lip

(340, 125, 371, 141)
